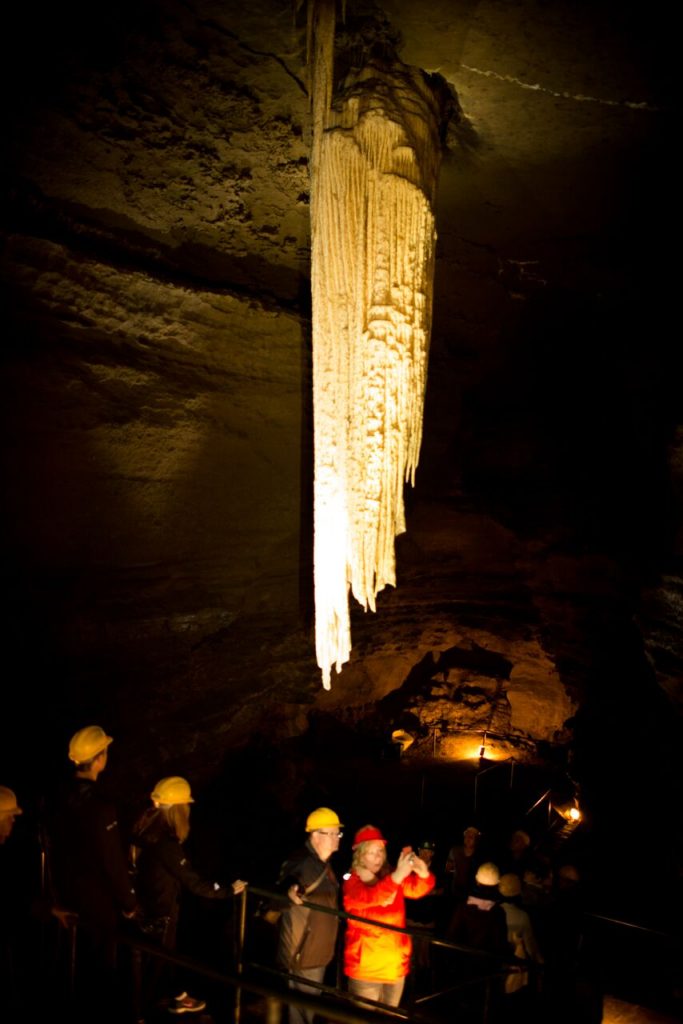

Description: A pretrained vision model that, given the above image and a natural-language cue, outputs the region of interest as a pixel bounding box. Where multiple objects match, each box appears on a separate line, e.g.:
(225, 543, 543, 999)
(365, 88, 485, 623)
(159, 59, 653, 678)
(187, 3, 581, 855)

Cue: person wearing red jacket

(342, 825, 434, 1008)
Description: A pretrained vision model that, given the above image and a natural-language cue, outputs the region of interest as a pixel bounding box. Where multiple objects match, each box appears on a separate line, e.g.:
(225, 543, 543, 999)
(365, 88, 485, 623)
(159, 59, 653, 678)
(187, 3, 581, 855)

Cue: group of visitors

(2, 725, 245, 1021)
(273, 813, 597, 1024)
(273, 808, 435, 1022)
(434, 824, 595, 1022)
(2, 728, 594, 1023)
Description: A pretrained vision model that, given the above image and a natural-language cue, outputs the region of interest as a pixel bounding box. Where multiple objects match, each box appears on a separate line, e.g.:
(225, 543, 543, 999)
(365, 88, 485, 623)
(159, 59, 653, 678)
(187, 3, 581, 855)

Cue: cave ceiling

(1, 0, 680, 800)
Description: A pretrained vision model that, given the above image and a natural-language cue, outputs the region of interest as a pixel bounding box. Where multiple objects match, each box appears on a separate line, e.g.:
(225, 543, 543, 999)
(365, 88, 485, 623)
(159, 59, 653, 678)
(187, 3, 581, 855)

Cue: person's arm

(275, 854, 307, 906)
(402, 870, 435, 899)
(95, 804, 137, 914)
(521, 914, 543, 963)
(158, 840, 228, 900)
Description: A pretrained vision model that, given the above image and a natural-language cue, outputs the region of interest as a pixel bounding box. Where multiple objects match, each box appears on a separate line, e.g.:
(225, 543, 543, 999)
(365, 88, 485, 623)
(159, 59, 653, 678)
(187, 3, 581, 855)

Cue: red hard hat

(352, 825, 387, 848)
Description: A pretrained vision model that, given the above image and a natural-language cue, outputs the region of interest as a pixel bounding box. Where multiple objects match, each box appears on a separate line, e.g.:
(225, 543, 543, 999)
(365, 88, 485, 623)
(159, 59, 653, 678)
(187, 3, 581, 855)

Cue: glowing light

(392, 729, 415, 753)
(309, 1, 445, 687)
(554, 801, 582, 824)
(477, 745, 507, 761)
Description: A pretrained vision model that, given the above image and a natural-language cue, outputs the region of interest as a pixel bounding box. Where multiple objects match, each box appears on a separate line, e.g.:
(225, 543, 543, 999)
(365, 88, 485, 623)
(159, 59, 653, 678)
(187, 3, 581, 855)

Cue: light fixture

(308, 0, 447, 688)
(552, 799, 582, 824)
(391, 729, 415, 754)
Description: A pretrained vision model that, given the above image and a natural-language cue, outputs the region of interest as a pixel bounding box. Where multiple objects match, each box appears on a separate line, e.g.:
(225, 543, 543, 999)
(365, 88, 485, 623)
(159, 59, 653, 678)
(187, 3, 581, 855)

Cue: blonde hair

(136, 802, 189, 843)
(163, 803, 191, 843)
(351, 839, 388, 876)
(133, 802, 191, 847)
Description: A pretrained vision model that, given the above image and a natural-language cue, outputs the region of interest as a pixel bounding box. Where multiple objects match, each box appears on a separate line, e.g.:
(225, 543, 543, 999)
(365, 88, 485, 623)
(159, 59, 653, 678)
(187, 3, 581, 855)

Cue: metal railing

(85, 882, 532, 1022)
(47, 882, 679, 1023)
(237, 884, 537, 1024)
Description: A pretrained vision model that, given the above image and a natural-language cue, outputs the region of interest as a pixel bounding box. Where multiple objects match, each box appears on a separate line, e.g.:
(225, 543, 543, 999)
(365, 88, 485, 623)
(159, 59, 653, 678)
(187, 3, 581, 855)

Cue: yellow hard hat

(0, 787, 22, 816)
(151, 777, 194, 807)
(305, 807, 342, 832)
(68, 725, 113, 764)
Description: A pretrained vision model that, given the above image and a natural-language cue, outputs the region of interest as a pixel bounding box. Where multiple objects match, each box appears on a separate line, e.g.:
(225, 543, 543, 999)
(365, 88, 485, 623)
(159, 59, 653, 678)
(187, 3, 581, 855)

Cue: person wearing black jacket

(51, 726, 137, 944)
(131, 775, 245, 1016)
(275, 807, 342, 1024)
(49, 725, 138, 1022)
(1, 787, 25, 1016)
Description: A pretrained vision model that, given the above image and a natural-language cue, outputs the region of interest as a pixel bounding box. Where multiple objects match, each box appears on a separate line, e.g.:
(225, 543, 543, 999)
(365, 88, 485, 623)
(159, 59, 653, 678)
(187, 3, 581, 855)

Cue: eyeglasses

(316, 830, 343, 839)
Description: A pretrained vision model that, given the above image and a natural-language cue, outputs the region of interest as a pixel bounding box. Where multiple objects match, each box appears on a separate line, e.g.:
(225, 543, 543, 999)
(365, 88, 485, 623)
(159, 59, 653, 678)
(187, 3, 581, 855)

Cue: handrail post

(68, 918, 78, 1000)
(265, 995, 283, 1024)
(234, 886, 248, 1024)
(130, 942, 143, 1023)
(482, 975, 491, 1023)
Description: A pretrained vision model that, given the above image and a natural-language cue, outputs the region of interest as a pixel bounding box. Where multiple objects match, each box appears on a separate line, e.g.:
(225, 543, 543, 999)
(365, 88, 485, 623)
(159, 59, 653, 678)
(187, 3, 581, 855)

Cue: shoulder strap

(303, 863, 330, 897)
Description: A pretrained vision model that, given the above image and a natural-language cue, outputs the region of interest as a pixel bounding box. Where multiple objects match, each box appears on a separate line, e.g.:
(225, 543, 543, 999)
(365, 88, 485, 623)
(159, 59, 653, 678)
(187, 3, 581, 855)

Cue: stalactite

(310, 2, 445, 688)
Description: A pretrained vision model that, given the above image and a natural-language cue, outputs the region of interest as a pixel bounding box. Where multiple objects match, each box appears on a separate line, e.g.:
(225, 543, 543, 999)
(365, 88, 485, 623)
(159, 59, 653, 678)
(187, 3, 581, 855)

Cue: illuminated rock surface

(1, 1, 679, 923)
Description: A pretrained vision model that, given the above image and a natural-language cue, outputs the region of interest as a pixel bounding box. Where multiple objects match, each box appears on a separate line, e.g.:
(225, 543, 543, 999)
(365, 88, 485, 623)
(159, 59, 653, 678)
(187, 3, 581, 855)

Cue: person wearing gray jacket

(275, 807, 343, 1024)
(498, 872, 543, 1014)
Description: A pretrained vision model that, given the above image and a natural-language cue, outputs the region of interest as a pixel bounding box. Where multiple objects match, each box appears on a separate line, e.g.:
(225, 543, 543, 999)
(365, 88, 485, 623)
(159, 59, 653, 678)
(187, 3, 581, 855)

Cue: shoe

(168, 992, 206, 1015)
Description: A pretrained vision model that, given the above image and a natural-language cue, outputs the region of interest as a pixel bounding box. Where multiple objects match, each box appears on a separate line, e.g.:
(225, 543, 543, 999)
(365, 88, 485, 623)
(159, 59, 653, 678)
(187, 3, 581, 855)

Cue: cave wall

(2, 0, 680, 827)
(3, 1, 320, 750)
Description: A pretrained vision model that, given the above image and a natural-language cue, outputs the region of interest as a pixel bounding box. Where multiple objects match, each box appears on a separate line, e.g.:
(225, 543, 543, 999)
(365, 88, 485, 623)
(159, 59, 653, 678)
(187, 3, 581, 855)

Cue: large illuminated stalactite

(310, 4, 447, 688)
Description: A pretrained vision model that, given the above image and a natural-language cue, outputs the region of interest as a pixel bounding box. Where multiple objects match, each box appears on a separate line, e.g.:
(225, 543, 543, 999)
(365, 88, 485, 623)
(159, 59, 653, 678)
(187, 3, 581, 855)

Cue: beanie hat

(510, 829, 531, 848)
(352, 825, 387, 848)
(499, 873, 522, 898)
(558, 864, 580, 884)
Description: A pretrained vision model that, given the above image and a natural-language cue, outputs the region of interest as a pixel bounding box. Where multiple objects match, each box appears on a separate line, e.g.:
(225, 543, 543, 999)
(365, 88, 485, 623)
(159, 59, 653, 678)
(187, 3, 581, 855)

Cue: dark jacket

(50, 777, 136, 935)
(131, 811, 228, 930)
(276, 840, 339, 971)
(449, 894, 509, 958)
(446, 845, 482, 901)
